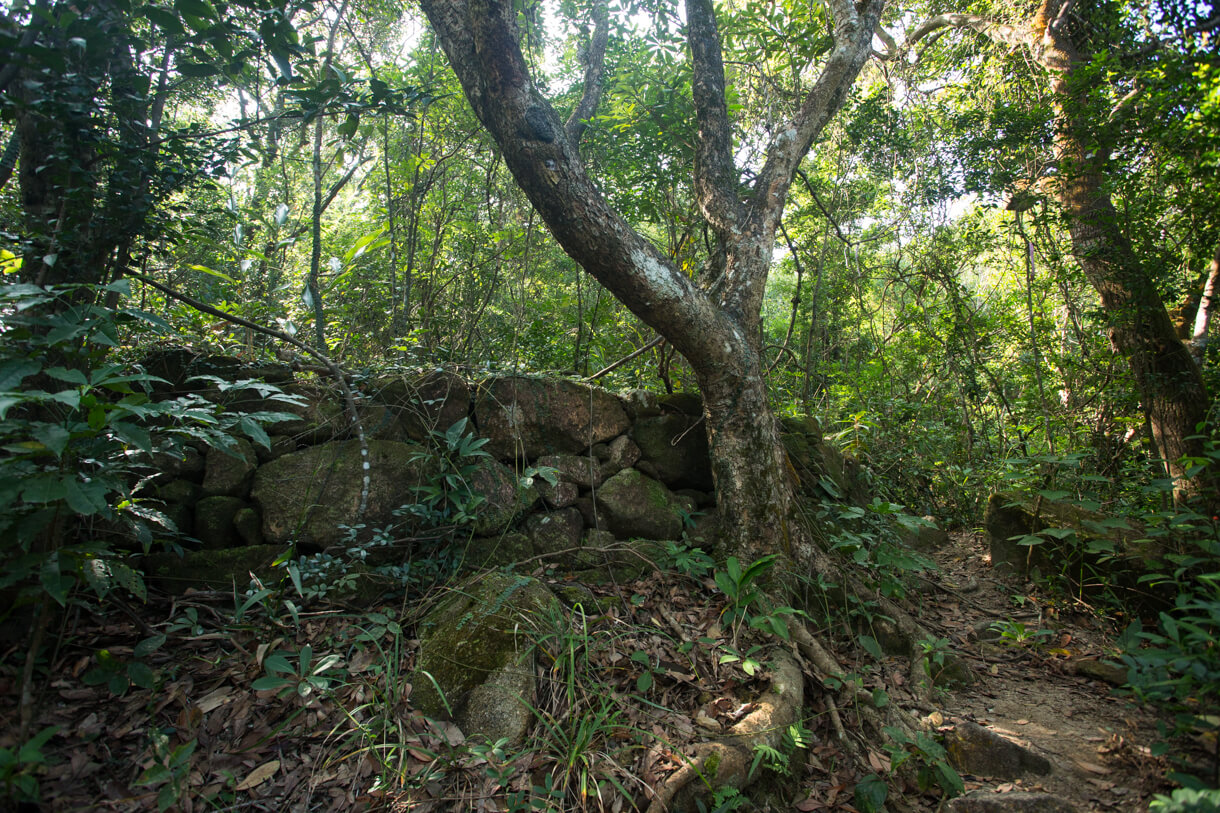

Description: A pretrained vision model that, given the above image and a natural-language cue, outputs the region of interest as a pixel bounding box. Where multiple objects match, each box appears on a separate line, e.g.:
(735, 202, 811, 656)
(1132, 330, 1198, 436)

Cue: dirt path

(920, 530, 1168, 811)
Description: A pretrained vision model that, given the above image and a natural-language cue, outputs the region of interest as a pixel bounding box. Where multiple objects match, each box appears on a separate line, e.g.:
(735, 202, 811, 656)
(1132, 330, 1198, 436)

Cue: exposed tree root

(645, 648, 804, 813)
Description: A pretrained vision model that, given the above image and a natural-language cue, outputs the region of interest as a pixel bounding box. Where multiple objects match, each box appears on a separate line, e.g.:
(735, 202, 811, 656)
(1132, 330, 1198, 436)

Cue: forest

(0, 0, 1218, 809)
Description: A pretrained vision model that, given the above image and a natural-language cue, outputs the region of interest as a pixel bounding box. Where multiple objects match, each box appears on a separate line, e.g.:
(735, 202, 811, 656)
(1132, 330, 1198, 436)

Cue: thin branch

(797, 169, 852, 246)
(584, 335, 665, 382)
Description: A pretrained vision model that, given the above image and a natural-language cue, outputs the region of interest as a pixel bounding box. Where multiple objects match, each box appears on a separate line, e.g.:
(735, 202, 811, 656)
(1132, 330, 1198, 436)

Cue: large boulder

(469, 457, 540, 536)
(983, 493, 1158, 599)
(595, 468, 692, 540)
(411, 572, 560, 745)
(251, 439, 431, 549)
(202, 438, 258, 498)
(474, 376, 630, 461)
(630, 414, 713, 491)
(370, 370, 471, 442)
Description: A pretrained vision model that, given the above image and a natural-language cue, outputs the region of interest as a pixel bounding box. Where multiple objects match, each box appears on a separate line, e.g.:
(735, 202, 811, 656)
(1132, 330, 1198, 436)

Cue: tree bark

(417, 0, 882, 559)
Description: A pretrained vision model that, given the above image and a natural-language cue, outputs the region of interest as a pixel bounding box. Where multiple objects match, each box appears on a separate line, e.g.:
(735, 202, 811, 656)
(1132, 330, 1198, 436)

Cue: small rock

(1071, 659, 1128, 686)
(943, 790, 1078, 812)
(946, 721, 1052, 779)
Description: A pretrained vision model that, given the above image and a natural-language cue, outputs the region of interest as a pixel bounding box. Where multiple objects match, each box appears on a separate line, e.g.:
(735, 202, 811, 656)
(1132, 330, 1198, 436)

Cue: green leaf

(173, 0, 215, 18)
(44, 366, 88, 385)
(853, 774, 888, 813)
(177, 62, 220, 77)
(111, 421, 153, 453)
(23, 475, 67, 504)
(135, 635, 167, 658)
(636, 670, 653, 692)
(0, 359, 42, 389)
(188, 263, 235, 283)
(128, 661, 156, 689)
(263, 652, 294, 675)
(858, 634, 883, 661)
(252, 676, 293, 691)
(64, 477, 110, 516)
(31, 424, 71, 459)
(239, 416, 271, 450)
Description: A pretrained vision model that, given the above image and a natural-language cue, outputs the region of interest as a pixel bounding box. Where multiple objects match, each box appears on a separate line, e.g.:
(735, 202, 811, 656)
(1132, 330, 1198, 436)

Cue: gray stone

(474, 376, 630, 461)
(411, 572, 559, 746)
(469, 457, 539, 536)
(536, 453, 604, 489)
(193, 496, 248, 549)
(142, 545, 281, 593)
(372, 370, 471, 442)
(630, 414, 713, 491)
(620, 388, 662, 420)
(268, 382, 345, 441)
(595, 468, 690, 540)
(156, 479, 202, 506)
(457, 661, 536, 747)
(251, 439, 432, 548)
(603, 435, 641, 478)
(946, 722, 1052, 779)
(524, 509, 584, 558)
(233, 507, 263, 546)
(202, 438, 258, 497)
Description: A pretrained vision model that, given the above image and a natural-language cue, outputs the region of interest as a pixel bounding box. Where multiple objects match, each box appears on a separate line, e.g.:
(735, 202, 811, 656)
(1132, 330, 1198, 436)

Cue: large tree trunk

(418, 0, 883, 559)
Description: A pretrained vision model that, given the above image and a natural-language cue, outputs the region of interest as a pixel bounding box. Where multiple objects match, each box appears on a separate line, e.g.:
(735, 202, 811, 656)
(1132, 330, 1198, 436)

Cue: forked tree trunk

(417, 0, 883, 560)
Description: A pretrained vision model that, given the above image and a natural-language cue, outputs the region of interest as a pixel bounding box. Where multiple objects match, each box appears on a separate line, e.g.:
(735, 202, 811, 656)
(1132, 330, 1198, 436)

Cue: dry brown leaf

(235, 759, 280, 790)
(197, 686, 234, 713)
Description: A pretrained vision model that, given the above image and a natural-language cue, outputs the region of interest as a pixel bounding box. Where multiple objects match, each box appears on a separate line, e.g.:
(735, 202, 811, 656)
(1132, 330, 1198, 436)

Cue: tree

(418, 0, 884, 565)
(900, 0, 1220, 500)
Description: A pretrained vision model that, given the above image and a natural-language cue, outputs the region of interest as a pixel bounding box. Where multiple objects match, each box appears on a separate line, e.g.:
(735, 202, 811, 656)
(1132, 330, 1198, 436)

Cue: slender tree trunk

(908, 1, 1217, 501)
(1037, 0, 1212, 498)
(1190, 243, 1220, 365)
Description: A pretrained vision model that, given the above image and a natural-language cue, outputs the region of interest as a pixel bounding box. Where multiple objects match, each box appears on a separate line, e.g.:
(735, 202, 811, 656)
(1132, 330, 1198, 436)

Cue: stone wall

(139, 355, 869, 591)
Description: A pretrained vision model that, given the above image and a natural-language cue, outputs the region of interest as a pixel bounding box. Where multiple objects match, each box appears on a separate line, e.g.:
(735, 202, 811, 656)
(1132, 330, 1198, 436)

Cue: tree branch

(419, 0, 731, 370)
(685, 0, 743, 232)
(564, 0, 609, 145)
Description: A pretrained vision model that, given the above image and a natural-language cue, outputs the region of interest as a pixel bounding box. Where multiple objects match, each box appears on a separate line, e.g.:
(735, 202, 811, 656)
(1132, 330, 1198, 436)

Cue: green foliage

(1119, 534, 1220, 787)
(0, 281, 294, 613)
(135, 731, 197, 813)
(405, 418, 491, 527)
(252, 644, 346, 699)
(1150, 788, 1220, 813)
(0, 726, 59, 804)
(82, 635, 165, 696)
(882, 725, 964, 798)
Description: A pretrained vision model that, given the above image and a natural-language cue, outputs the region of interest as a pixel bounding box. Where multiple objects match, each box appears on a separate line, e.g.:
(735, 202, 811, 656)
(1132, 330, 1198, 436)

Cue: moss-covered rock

(469, 457, 540, 536)
(202, 438, 258, 498)
(595, 468, 691, 540)
(251, 439, 432, 548)
(193, 495, 248, 549)
(474, 376, 630, 461)
(630, 415, 713, 491)
(411, 572, 559, 745)
(141, 545, 281, 593)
